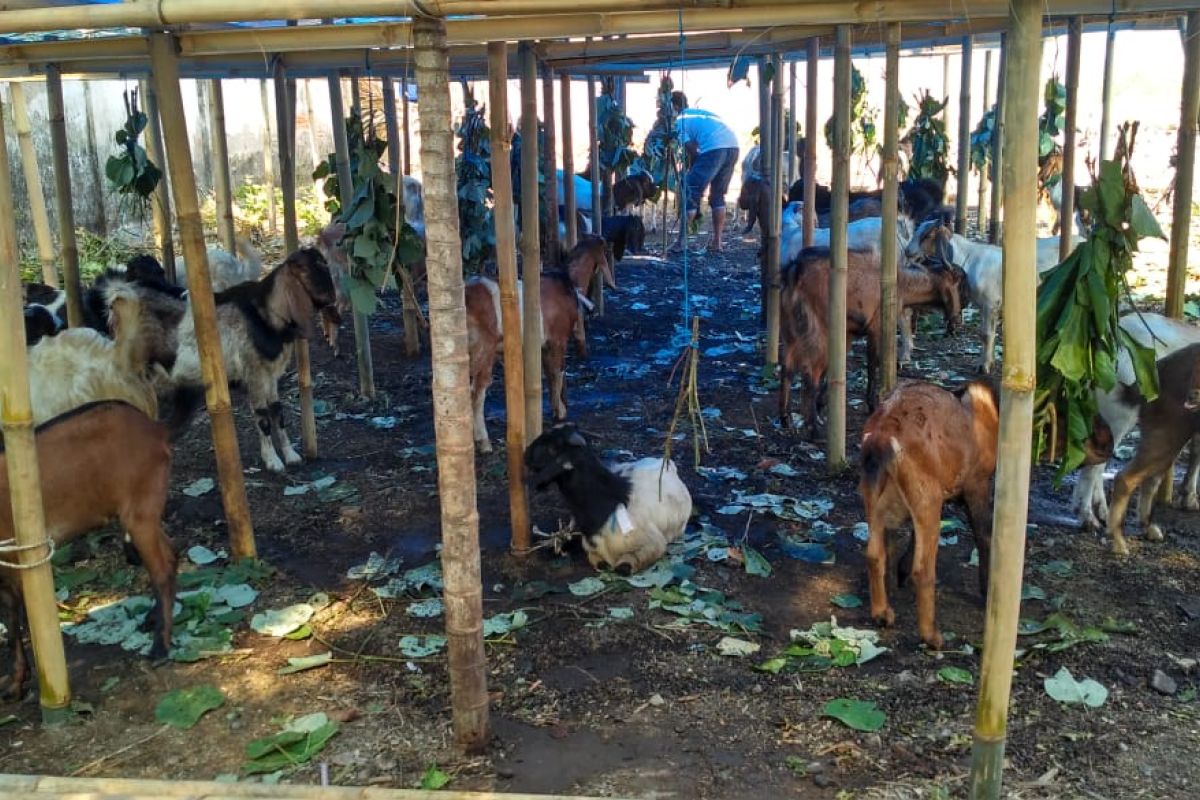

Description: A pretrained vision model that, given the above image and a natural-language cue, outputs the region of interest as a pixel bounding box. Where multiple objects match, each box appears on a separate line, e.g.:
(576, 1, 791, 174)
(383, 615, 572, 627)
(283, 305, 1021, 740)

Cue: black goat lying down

(524, 425, 693, 574)
(601, 215, 645, 262)
(167, 247, 341, 473)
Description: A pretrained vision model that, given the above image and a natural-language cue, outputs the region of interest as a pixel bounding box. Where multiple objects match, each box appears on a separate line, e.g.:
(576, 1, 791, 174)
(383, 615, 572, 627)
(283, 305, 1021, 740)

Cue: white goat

(782, 202, 915, 266)
(174, 240, 263, 293)
(1072, 312, 1200, 530)
(525, 425, 693, 574)
(742, 144, 800, 185)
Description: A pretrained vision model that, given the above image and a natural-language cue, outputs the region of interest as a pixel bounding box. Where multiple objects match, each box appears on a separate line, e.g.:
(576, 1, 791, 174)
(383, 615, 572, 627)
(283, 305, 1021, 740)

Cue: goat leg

(865, 509, 896, 630)
(253, 406, 286, 473)
(963, 481, 994, 600)
(1181, 433, 1200, 511)
(1, 591, 28, 699)
(779, 362, 793, 429)
(1139, 471, 1166, 543)
(269, 401, 303, 467)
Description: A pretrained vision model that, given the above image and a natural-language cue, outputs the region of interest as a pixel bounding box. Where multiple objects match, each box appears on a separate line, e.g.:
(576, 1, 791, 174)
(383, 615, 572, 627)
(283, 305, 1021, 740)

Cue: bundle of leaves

(509, 118, 545, 227)
(1037, 78, 1067, 195)
(105, 89, 161, 213)
(1034, 123, 1164, 477)
(970, 105, 997, 180)
(902, 90, 952, 184)
(456, 82, 495, 271)
(596, 77, 639, 188)
(640, 74, 682, 197)
(823, 64, 879, 161)
(314, 114, 424, 315)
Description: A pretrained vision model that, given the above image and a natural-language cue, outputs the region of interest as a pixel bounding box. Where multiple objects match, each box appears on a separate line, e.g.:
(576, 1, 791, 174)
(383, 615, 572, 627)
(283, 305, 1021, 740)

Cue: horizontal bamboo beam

(0, 773, 627, 800)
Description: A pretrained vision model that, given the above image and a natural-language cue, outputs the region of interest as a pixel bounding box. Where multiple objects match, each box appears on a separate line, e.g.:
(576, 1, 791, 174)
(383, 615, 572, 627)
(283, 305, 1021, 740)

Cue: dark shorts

(685, 147, 739, 213)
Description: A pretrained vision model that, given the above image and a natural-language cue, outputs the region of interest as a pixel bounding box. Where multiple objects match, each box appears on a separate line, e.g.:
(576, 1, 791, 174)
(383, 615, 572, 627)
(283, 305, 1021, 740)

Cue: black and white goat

(525, 425, 693, 574)
(167, 248, 340, 473)
(21, 282, 67, 345)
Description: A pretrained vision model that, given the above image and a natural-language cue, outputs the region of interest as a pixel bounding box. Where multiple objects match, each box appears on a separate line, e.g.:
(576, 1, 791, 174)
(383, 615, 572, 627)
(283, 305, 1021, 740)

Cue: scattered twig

(70, 724, 169, 776)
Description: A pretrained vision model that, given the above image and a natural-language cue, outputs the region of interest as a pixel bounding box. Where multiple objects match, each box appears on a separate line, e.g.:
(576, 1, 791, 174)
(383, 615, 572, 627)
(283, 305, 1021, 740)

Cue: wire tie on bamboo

(0, 535, 56, 569)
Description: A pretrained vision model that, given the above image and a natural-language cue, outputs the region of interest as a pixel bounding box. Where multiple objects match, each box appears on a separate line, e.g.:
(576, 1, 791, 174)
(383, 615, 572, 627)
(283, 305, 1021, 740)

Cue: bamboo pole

(1166, 9, 1200, 320)
(413, 14, 489, 753)
(329, 71, 377, 398)
(988, 33, 1007, 244)
(587, 71, 604, 315)
(757, 57, 772, 321)
(401, 75, 412, 175)
(968, 0, 1041, 794)
(827, 25, 850, 470)
(519, 42, 543, 440)
(764, 53, 784, 370)
(787, 59, 797, 190)
(302, 78, 324, 205)
(141, 78, 176, 283)
(488, 41, 531, 557)
(9, 82, 56, 287)
(955, 36, 973, 235)
(259, 80, 278, 234)
(1059, 17, 1082, 262)
(560, 73, 577, 249)
(209, 79, 236, 253)
(80, 81, 106, 236)
(149, 32, 255, 559)
(542, 61, 559, 258)
(976, 48, 992, 237)
(880, 22, 901, 397)
(382, 76, 421, 358)
(349, 74, 361, 119)
(45, 66, 82, 327)
(0, 87, 70, 724)
(1100, 20, 1117, 161)
(803, 37, 818, 248)
(195, 81, 214, 193)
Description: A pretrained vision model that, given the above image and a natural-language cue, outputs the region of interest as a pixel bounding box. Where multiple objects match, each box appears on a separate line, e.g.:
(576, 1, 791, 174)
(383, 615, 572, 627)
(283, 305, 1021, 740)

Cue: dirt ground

(2, 212, 1200, 800)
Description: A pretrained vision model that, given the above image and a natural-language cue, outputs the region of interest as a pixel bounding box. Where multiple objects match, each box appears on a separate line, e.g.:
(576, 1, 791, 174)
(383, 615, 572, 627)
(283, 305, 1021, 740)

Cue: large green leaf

(822, 698, 886, 732)
(1129, 194, 1166, 240)
(154, 684, 225, 730)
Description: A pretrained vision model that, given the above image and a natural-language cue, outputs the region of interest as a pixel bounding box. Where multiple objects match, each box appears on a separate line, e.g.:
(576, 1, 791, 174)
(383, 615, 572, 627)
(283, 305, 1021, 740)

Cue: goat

(525, 425, 692, 574)
(21, 282, 67, 341)
(779, 246, 964, 436)
(23, 306, 58, 347)
(1036, 232, 1085, 272)
(601, 215, 645, 262)
(1106, 343, 1200, 556)
(167, 248, 340, 473)
(815, 197, 885, 228)
(314, 222, 353, 357)
(1, 400, 177, 696)
(612, 173, 656, 212)
(859, 379, 1000, 650)
(174, 239, 263, 292)
(403, 175, 426, 238)
(1072, 312, 1200, 530)
(786, 178, 833, 213)
(737, 176, 779, 235)
(27, 284, 161, 425)
(466, 239, 616, 452)
(742, 145, 801, 185)
(782, 206, 916, 269)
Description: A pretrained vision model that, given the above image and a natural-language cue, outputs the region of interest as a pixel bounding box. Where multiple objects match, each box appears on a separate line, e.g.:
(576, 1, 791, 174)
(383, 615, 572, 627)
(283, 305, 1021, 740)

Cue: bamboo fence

(825, 25, 851, 470)
(879, 22, 901, 397)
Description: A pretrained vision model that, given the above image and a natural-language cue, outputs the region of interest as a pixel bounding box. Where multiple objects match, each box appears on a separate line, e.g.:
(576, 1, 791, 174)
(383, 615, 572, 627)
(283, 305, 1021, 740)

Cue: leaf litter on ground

(758, 617, 888, 674)
(242, 712, 340, 775)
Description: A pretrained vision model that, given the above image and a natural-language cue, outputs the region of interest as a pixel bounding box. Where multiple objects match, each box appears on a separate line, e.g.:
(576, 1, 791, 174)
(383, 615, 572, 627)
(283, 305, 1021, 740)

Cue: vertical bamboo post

(880, 22, 901, 397)
(0, 89, 71, 723)
(350, 75, 362, 119)
(275, 60, 319, 459)
(488, 42, 531, 556)
(383, 76, 421, 359)
(81, 82, 107, 236)
(969, 1, 1041, 794)
(757, 57, 773, 321)
(1059, 18, 1082, 262)
(329, 71, 377, 399)
(259, 80, 278, 234)
(302, 79, 324, 204)
(977, 49, 993, 237)
(587, 72, 604, 315)
(787, 60, 798, 190)
(209, 80, 236, 254)
(141, 78, 176, 282)
(519, 43, 543, 440)
(413, 15, 489, 752)
(401, 75, 412, 176)
(542, 62, 559, 258)
(1167, 10, 1200, 320)
(560, 74, 577, 249)
(764, 54, 784, 370)
(149, 32, 255, 559)
(45, 66, 82, 327)
(195, 81, 214, 192)
(803, 38, 819, 248)
(956, 37, 973, 235)
(10, 83, 57, 287)
(988, 34, 1007, 244)
(1100, 21, 1117, 161)
(827, 26, 851, 470)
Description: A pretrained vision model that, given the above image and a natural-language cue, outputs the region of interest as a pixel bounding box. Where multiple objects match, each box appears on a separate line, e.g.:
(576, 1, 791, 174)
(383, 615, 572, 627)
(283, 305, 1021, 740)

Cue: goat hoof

(921, 632, 946, 652)
(264, 456, 286, 473)
(1146, 524, 1165, 543)
(1110, 535, 1131, 557)
(871, 607, 896, 629)
(1183, 495, 1200, 512)
(476, 440, 493, 454)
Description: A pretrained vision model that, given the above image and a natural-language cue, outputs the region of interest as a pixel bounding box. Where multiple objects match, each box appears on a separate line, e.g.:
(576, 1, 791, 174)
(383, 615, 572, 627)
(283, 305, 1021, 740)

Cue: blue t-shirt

(675, 109, 738, 154)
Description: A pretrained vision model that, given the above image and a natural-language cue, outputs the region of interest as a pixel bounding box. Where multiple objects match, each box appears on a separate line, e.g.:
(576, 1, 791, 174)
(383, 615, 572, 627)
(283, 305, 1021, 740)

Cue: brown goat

(1107, 343, 1200, 556)
(779, 246, 964, 436)
(612, 173, 657, 211)
(737, 176, 778, 235)
(466, 237, 617, 452)
(859, 379, 1000, 650)
(1, 401, 176, 696)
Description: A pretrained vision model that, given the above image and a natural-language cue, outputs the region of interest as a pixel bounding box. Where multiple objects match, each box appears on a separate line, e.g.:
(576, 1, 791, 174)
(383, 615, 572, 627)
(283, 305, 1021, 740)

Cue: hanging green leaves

(970, 105, 997, 180)
(456, 81, 495, 272)
(823, 65, 879, 161)
(105, 89, 161, 213)
(597, 77, 640, 187)
(902, 90, 952, 184)
(641, 75, 682, 197)
(1034, 123, 1164, 480)
(1039, 77, 1067, 161)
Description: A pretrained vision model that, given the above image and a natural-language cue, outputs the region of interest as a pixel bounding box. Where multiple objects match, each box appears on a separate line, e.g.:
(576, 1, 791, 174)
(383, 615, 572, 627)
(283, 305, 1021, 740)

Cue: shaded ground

(2, 225, 1199, 800)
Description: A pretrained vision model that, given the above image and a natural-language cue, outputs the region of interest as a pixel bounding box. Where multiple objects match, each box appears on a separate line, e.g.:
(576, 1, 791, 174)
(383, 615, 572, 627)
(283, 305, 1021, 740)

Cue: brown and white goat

(1, 401, 177, 696)
(859, 379, 1000, 650)
(466, 236, 616, 452)
(168, 248, 341, 473)
(779, 246, 964, 436)
(1107, 343, 1200, 556)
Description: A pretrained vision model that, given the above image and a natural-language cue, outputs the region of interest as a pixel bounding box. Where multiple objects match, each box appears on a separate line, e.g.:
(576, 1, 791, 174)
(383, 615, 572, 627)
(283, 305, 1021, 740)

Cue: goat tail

(164, 385, 205, 438)
(105, 283, 146, 375)
(860, 433, 900, 490)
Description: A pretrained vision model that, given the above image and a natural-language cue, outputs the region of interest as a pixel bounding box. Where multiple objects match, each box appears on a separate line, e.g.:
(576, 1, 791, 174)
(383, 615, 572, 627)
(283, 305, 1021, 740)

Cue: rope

(0, 536, 56, 570)
(677, 6, 690, 325)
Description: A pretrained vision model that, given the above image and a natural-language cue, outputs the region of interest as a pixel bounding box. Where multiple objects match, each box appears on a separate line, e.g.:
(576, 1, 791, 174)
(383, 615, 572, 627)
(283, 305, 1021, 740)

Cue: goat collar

(599, 504, 636, 537)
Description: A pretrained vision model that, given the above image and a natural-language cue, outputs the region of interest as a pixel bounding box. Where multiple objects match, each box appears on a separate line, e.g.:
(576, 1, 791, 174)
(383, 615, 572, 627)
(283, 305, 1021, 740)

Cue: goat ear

(282, 260, 318, 336)
(567, 430, 588, 448)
